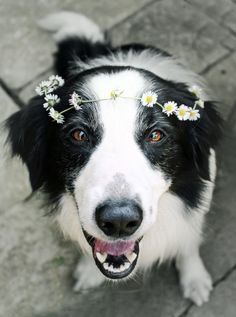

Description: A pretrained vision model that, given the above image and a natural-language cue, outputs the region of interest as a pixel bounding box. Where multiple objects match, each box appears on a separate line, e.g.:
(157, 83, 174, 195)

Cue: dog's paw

(73, 255, 105, 292)
(180, 264, 213, 306)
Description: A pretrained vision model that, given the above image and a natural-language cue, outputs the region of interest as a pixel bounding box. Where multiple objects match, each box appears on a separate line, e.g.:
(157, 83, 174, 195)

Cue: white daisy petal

(189, 107, 200, 121)
(49, 108, 64, 124)
(175, 104, 190, 121)
(49, 75, 65, 89)
(188, 85, 202, 98)
(194, 99, 204, 108)
(35, 80, 53, 96)
(69, 92, 83, 110)
(163, 101, 177, 116)
(43, 94, 60, 110)
(141, 91, 158, 107)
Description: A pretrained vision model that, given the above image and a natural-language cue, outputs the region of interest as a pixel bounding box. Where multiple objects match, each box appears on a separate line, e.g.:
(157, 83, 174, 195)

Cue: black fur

(54, 37, 112, 78)
(5, 36, 222, 211)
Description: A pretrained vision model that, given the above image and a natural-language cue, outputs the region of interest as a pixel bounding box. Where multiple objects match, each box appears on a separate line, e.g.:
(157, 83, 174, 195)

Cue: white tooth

(107, 263, 112, 270)
(109, 265, 115, 272)
(103, 263, 109, 270)
(126, 252, 137, 263)
(119, 264, 125, 272)
(124, 262, 130, 270)
(96, 252, 107, 263)
(122, 265, 128, 272)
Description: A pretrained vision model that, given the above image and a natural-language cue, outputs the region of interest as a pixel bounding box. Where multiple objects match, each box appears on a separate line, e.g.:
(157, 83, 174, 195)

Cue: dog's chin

(83, 230, 140, 279)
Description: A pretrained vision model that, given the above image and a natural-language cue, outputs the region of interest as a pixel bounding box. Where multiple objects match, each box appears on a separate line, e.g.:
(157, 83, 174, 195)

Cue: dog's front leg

(176, 247, 213, 306)
(73, 255, 106, 292)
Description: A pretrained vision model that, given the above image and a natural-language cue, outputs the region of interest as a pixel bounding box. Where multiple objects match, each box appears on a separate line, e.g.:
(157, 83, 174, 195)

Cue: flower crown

(35, 75, 204, 124)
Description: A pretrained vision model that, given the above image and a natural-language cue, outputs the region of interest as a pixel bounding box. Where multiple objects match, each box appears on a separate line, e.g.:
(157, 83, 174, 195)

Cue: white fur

(38, 11, 104, 43)
(176, 250, 213, 306)
(73, 255, 106, 292)
(74, 50, 210, 99)
(175, 150, 216, 305)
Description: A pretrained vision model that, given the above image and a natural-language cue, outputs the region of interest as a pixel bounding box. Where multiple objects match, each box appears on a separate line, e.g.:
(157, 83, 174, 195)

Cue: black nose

(95, 200, 143, 238)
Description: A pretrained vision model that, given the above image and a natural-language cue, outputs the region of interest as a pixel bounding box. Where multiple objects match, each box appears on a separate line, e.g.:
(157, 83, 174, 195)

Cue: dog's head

(5, 67, 220, 279)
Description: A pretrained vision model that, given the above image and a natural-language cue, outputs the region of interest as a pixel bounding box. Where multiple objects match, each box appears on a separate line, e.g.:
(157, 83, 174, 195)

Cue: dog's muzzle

(83, 200, 143, 279)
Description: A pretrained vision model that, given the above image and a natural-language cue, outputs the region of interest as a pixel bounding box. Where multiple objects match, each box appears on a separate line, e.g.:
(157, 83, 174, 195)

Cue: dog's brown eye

(146, 130, 164, 143)
(72, 130, 88, 142)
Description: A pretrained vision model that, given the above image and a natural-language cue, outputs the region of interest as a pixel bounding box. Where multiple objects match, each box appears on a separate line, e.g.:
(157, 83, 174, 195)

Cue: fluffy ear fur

(186, 102, 222, 180)
(5, 97, 49, 191)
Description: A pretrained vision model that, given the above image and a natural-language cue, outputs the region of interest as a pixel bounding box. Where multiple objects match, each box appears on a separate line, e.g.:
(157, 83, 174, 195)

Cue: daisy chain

(35, 75, 204, 124)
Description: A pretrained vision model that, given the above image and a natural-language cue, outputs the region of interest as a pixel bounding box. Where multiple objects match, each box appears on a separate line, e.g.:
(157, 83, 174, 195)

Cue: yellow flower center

(110, 90, 118, 99)
(166, 104, 173, 111)
(145, 96, 153, 103)
(179, 109, 186, 116)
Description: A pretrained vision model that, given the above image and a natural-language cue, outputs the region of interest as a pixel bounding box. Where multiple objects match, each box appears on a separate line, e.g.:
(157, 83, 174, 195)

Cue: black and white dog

(6, 12, 221, 306)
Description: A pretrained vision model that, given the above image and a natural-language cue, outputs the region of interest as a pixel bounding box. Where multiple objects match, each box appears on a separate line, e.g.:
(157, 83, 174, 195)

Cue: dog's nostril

(101, 222, 114, 229)
(95, 200, 143, 237)
(126, 221, 138, 228)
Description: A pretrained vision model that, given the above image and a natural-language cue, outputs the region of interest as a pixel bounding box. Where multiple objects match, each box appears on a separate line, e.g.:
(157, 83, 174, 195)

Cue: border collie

(5, 12, 222, 306)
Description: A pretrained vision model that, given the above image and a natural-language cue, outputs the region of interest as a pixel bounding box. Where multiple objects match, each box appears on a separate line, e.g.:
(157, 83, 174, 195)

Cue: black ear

(186, 102, 223, 180)
(5, 97, 48, 191)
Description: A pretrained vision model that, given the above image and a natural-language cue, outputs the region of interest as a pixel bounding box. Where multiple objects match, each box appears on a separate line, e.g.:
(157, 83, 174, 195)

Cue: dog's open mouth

(84, 232, 140, 279)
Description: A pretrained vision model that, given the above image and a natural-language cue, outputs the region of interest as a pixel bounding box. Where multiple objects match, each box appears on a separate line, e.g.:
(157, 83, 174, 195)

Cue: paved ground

(0, 0, 236, 316)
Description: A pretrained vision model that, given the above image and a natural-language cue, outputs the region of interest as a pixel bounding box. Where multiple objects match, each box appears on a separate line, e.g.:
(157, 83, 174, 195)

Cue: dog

(5, 12, 222, 306)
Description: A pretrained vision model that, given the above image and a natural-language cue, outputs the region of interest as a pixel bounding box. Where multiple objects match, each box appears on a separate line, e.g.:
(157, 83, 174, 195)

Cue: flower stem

(60, 106, 75, 115)
(155, 102, 164, 109)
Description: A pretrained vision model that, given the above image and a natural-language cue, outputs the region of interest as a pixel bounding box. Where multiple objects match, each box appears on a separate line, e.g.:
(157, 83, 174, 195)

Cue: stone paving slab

(186, 270, 236, 317)
(0, 198, 78, 317)
(110, 0, 235, 72)
(0, 0, 151, 90)
(187, 0, 236, 35)
(185, 0, 234, 24)
(0, 87, 30, 210)
(200, 105, 236, 283)
(184, 0, 236, 52)
(19, 69, 53, 105)
(204, 52, 236, 119)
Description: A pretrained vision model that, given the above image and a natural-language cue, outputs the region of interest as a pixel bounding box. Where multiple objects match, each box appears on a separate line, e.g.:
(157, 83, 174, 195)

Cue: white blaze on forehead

(87, 69, 145, 133)
(86, 70, 148, 177)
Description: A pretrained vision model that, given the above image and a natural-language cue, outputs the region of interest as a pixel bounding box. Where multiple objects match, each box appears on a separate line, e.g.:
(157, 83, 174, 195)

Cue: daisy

(141, 91, 158, 107)
(49, 75, 65, 89)
(110, 89, 123, 100)
(163, 101, 177, 116)
(49, 108, 65, 124)
(176, 104, 190, 121)
(69, 92, 83, 110)
(188, 85, 202, 98)
(194, 99, 204, 108)
(188, 108, 200, 121)
(35, 81, 53, 96)
(43, 94, 60, 110)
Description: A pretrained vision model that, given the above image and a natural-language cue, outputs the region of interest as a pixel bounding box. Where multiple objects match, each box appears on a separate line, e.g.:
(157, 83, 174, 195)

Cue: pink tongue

(94, 239, 135, 256)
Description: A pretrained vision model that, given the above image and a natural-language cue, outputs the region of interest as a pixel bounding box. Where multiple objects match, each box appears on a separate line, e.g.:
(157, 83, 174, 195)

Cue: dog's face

(6, 67, 219, 279)
(65, 70, 173, 278)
